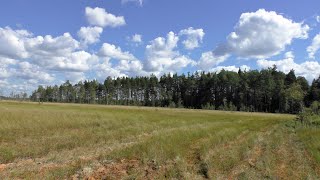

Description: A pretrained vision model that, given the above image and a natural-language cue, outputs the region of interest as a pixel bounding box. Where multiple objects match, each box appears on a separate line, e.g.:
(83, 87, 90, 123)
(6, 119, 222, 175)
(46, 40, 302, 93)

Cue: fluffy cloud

(227, 9, 309, 58)
(197, 51, 230, 71)
(198, 9, 309, 70)
(14, 61, 54, 83)
(0, 27, 94, 73)
(0, 60, 55, 90)
(0, 25, 146, 94)
(121, 0, 143, 6)
(284, 51, 294, 59)
(0, 6, 128, 95)
(78, 26, 103, 46)
(25, 33, 79, 59)
(94, 58, 126, 81)
(0, 80, 31, 95)
(179, 27, 205, 50)
(128, 34, 143, 44)
(257, 52, 320, 82)
(99, 43, 135, 60)
(317, 16, 320, 23)
(307, 34, 320, 59)
(85, 7, 126, 28)
(0, 56, 55, 94)
(98, 43, 144, 77)
(47, 51, 97, 72)
(64, 72, 86, 84)
(0, 27, 30, 59)
(144, 32, 195, 75)
(0, 26, 101, 92)
(22, 33, 97, 72)
(0, 57, 17, 70)
(146, 32, 179, 61)
(117, 59, 144, 76)
(0, 57, 17, 79)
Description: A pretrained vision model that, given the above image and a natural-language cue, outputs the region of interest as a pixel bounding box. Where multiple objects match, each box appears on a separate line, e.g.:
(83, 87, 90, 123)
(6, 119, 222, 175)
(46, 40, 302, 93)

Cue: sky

(0, 0, 320, 95)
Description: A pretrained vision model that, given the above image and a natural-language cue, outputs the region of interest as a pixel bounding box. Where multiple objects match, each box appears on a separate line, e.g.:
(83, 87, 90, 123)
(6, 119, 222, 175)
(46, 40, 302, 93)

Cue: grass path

(226, 125, 276, 179)
(222, 123, 319, 179)
(78, 124, 320, 179)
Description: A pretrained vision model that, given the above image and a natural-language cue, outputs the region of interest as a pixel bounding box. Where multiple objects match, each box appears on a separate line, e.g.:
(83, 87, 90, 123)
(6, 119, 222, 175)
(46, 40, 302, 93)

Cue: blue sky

(0, 0, 320, 95)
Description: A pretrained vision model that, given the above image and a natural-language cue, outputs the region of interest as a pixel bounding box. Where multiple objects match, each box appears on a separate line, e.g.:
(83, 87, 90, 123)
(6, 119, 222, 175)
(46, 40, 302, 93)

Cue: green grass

(298, 129, 320, 161)
(0, 101, 318, 179)
(296, 115, 320, 165)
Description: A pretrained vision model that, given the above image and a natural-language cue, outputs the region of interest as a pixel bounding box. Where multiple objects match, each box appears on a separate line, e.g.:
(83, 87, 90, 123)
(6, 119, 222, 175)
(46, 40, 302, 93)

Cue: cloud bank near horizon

(0, 7, 320, 95)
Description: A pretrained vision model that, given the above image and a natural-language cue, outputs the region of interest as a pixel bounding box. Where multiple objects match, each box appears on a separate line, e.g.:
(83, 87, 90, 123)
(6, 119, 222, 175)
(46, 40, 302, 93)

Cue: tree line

(30, 66, 320, 114)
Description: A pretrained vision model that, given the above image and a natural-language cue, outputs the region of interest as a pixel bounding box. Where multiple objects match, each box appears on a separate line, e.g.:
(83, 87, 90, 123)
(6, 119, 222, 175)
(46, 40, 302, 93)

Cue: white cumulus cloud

(14, 61, 54, 83)
(64, 72, 86, 84)
(98, 43, 145, 77)
(128, 34, 143, 44)
(307, 34, 320, 59)
(50, 51, 96, 72)
(198, 9, 310, 70)
(25, 32, 79, 59)
(0, 26, 96, 74)
(144, 31, 195, 75)
(99, 43, 136, 60)
(78, 26, 103, 46)
(257, 52, 320, 82)
(85, 7, 126, 28)
(227, 9, 309, 58)
(0, 57, 17, 79)
(94, 58, 126, 81)
(197, 51, 230, 71)
(179, 27, 205, 50)
(0, 27, 30, 59)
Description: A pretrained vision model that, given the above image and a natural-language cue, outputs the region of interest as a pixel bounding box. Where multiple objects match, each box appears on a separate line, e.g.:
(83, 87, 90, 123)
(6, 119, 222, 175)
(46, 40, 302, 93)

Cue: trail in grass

(226, 125, 277, 179)
(0, 120, 233, 178)
(82, 122, 320, 180)
(224, 123, 319, 179)
(75, 123, 318, 179)
(3, 121, 318, 179)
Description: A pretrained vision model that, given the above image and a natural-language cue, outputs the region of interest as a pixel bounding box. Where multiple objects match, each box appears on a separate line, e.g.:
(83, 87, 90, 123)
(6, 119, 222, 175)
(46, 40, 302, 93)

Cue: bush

(202, 103, 215, 110)
(217, 102, 237, 111)
(296, 108, 320, 127)
(169, 102, 176, 108)
(311, 101, 320, 115)
(228, 102, 237, 111)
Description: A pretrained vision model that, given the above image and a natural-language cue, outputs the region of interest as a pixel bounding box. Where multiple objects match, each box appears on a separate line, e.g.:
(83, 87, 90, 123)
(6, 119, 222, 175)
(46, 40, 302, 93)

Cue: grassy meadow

(0, 101, 319, 179)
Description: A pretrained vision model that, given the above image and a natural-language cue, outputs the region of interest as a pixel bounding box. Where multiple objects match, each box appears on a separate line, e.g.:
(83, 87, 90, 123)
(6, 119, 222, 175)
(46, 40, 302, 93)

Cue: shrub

(311, 101, 320, 115)
(202, 103, 215, 110)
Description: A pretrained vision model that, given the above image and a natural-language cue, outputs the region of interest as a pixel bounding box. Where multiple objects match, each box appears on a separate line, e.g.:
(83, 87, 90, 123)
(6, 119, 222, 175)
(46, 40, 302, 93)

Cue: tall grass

(296, 115, 320, 163)
(0, 101, 295, 178)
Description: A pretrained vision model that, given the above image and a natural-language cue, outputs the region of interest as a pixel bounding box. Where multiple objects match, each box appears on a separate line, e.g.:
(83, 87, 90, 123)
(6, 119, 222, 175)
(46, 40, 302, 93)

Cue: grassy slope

(0, 101, 318, 179)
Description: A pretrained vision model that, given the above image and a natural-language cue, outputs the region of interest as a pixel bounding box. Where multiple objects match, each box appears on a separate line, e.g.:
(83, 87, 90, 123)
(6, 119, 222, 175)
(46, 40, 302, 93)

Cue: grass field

(0, 101, 319, 179)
